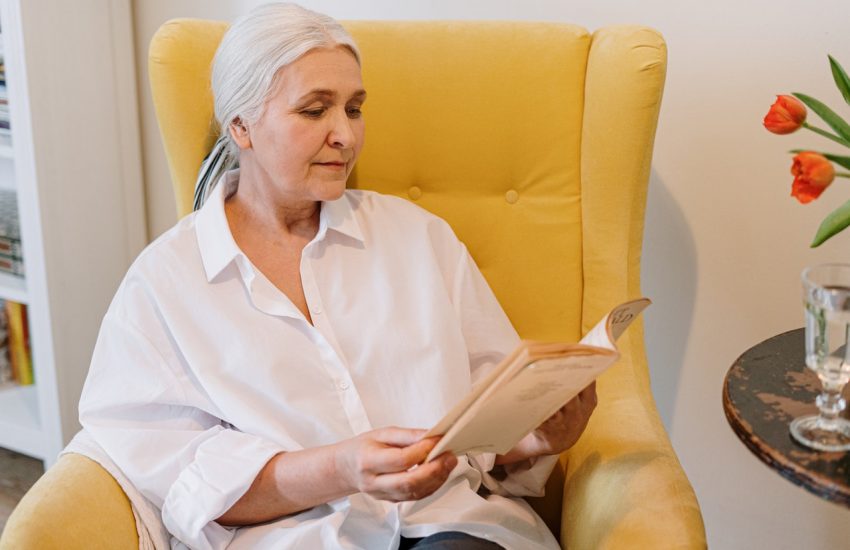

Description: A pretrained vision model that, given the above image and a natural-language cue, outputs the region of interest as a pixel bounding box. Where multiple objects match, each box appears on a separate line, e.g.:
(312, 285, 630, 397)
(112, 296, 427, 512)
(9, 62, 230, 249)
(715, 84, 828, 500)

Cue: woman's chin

(316, 182, 347, 202)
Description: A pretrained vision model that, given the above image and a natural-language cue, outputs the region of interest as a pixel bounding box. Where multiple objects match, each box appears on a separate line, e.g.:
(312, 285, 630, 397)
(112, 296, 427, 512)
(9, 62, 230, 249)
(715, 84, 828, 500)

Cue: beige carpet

(0, 447, 44, 535)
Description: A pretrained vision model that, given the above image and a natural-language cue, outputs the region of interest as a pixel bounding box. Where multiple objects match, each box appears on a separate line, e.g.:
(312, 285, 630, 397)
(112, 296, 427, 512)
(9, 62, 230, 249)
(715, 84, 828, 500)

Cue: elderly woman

(79, 3, 597, 549)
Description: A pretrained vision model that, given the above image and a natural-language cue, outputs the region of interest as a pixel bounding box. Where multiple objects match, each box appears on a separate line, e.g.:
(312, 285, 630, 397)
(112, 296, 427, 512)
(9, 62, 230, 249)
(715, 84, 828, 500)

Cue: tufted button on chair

(1, 19, 706, 550)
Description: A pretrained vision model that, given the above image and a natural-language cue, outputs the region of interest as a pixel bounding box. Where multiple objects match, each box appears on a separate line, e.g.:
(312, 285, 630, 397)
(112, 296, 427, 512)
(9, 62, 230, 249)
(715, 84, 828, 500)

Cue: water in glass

(792, 265, 850, 451)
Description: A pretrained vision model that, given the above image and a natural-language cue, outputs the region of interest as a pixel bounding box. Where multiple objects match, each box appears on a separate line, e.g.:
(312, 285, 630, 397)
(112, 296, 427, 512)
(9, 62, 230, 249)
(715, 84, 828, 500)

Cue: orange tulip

(791, 152, 835, 203)
(764, 95, 807, 134)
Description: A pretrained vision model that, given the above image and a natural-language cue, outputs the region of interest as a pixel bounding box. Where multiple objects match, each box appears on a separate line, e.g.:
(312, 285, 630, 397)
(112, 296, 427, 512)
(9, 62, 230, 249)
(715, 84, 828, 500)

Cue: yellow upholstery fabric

(344, 21, 586, 342)
(1, 19, 706, 550)
(0, 454, 138, 549)
(563, 27, 706, 548)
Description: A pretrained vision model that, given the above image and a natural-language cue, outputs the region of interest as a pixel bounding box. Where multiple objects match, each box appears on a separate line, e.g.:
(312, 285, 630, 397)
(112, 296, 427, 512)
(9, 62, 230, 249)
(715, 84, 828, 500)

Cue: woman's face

(235, 46, 366, 205)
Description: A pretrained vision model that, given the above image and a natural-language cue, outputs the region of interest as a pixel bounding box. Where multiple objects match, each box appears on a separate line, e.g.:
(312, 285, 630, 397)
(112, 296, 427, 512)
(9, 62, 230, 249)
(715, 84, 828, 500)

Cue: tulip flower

(791, 152, 835, 204)
(764, 95, 808, 134)
(763, 57, 850, 245)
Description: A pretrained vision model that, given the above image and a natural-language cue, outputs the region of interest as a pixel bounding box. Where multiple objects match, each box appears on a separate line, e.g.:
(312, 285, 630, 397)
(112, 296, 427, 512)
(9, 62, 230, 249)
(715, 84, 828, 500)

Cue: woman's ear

(229, 117, 252, 150)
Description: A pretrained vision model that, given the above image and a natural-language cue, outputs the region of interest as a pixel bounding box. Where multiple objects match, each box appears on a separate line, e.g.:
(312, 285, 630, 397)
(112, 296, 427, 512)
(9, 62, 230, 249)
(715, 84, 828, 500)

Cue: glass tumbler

(792, 263, 850, 451)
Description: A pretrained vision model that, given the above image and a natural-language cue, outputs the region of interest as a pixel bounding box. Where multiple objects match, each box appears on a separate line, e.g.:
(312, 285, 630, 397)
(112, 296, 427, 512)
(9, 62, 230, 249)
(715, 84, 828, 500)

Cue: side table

(723, 328, 850, 506)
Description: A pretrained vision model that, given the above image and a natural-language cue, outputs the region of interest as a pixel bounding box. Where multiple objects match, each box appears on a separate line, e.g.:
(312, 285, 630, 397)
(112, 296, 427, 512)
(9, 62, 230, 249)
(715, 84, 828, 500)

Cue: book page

(580, 298, 651, 349)
(427, 349, 615, 460)
(426, 297, 650, 462)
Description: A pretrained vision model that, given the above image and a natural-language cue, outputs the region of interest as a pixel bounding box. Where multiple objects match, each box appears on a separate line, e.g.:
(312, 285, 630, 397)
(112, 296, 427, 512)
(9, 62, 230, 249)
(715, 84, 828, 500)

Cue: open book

(425, 297, 650, 461)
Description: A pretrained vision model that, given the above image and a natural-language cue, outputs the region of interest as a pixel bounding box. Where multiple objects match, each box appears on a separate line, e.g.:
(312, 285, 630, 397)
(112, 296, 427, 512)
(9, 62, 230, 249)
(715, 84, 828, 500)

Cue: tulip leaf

(830, 55, 850, 107)
(788, 150, 850, 170)
(811, 198, 850, 247)
(823, 153, 850, 171)
(794, 92, 850, 142)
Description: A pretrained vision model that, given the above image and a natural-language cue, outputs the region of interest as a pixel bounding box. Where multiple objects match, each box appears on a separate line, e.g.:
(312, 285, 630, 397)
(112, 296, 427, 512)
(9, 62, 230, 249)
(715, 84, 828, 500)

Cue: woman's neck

(225, 163, 321, 241)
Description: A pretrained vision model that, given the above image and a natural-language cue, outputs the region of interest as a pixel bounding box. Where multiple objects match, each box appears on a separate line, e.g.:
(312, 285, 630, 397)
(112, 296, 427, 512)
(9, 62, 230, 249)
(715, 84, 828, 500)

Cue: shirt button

(338, 380, 350, 390)
(311, 305, 322, 315)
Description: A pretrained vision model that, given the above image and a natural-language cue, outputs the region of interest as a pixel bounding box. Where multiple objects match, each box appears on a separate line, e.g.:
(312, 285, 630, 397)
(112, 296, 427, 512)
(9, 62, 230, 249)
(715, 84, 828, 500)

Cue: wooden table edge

(723, 336, 850, 507)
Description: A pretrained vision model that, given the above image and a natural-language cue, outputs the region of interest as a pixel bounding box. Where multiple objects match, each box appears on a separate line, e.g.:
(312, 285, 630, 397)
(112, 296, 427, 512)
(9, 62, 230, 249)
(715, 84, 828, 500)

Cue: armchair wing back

(0, 18, 706, 550)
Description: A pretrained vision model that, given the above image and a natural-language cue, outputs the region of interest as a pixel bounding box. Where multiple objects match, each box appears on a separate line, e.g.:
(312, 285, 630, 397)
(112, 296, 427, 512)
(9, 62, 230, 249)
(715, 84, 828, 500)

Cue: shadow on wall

(641, 169, 697, 430)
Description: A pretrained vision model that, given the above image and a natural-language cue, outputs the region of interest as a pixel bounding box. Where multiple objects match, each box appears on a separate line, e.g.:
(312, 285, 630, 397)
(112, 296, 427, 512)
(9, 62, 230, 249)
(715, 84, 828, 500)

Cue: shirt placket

(302, 244, 373, 436)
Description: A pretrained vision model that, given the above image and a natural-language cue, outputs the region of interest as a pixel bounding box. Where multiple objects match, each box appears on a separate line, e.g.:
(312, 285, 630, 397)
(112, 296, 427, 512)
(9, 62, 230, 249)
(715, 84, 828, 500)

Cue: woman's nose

(328, 109, 356, 148)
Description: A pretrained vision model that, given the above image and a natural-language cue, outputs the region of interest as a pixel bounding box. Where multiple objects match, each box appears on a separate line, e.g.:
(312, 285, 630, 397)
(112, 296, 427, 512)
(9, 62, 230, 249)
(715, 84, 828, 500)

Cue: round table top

(723, 328, 850, 506)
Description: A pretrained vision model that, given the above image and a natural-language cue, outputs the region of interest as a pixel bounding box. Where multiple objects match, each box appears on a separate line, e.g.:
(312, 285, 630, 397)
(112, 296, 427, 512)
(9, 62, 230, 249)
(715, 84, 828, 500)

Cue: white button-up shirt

(79, 171, 560, 550)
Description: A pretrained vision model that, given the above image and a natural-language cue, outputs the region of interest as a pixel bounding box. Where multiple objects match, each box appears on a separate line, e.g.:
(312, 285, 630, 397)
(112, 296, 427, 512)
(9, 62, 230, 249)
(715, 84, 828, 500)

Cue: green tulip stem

(802, 121, 850, 147)
(837, 172, 850, 178)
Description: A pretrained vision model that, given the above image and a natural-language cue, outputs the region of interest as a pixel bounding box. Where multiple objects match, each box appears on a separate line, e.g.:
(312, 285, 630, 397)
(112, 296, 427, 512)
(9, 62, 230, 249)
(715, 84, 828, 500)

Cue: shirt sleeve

(79, 296, 285, 549)
(444, 233, 559, 497)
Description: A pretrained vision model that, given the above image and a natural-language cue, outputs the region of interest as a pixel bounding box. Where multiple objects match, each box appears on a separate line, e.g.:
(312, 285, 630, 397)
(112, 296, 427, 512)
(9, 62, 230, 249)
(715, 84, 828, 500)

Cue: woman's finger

(372, 427, 430, 447)
(579, 381, 597, 399)
(579, 382, 598, 409)
(369, 452, 456, 501)
(366, 437, 438, 474)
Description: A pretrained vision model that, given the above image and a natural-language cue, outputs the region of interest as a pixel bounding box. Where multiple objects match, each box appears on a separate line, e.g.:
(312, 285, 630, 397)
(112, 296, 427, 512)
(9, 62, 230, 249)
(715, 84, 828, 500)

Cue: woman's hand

(334, 427, 458, 502)
(496, 382, 598, 465)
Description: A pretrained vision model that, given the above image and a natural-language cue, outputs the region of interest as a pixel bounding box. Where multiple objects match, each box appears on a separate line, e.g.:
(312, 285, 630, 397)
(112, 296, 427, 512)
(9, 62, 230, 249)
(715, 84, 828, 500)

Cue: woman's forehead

(275, 47, 363, 99)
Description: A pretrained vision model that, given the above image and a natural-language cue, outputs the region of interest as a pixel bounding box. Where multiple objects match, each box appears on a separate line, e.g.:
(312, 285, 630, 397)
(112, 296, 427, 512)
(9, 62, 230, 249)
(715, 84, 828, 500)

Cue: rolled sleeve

(80, 309, 287, 549)
(470, 453, 559, 497)
(163, 429, 283, 549)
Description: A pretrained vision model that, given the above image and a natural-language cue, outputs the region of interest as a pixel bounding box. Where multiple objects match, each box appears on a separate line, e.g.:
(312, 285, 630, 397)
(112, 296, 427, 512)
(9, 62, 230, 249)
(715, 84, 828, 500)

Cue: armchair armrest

(0, 453, 138, 550)
(559, 355, 706, 549)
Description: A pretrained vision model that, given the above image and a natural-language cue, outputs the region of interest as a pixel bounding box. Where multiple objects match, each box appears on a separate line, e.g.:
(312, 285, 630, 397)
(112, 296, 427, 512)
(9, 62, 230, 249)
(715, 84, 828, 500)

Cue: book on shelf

(0, 189, 20, 238)
(4, 299, 33, 386)
(0, 80, 8, 129)
(0, 235, 21, 257)
(0, 253, 23, 276)
(0, 299, 9, 384)
(0, 189, 23, 277)
(425, 297, 650, 461)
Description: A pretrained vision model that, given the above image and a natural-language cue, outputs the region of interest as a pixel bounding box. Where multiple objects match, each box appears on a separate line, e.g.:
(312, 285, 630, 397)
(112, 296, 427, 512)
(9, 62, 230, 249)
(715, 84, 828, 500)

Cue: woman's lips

(315, 162, 346, 170)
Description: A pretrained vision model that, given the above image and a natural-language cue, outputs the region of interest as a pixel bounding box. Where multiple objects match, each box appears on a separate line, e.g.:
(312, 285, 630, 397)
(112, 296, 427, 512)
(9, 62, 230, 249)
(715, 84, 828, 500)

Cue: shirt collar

(195, 169, 364, 283)
(195, 169, 243, 282)
(320, 188, 365, 244)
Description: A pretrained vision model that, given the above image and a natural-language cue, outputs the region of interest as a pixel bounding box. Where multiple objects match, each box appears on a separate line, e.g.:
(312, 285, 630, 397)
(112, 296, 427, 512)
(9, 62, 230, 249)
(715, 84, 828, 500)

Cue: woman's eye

(346, 107, 362, 119)
(302, 108, 325, 118)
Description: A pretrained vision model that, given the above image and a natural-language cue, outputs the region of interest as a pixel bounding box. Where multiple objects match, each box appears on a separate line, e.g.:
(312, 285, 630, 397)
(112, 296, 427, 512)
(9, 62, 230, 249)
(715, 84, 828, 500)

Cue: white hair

(211, 2, 360, 158)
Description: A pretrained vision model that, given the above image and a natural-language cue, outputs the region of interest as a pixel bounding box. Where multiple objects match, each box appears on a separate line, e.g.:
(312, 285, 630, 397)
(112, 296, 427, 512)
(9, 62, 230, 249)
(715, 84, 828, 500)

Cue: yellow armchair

(1, 19, 705, 549)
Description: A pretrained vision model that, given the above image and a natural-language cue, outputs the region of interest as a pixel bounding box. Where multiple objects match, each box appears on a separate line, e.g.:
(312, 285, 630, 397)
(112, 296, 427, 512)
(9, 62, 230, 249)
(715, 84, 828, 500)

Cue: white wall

(132, 1, 850, 547)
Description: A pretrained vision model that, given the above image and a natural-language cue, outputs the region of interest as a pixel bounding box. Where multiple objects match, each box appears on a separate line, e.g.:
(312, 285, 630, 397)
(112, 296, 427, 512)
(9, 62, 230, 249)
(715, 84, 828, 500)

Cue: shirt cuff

(470, 452, 559, 498)
(162, 428, 285, 549)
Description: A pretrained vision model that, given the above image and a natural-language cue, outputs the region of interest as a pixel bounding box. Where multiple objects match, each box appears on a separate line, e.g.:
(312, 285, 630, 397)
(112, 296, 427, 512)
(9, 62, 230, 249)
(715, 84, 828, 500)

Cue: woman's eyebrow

(296, 89, 368, 102)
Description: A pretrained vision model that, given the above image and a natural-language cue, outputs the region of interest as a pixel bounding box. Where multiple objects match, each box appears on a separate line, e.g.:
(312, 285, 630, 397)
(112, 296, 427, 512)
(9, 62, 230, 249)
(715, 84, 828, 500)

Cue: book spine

(0, 253, 24, 276)
(0, 298, 9, 384)
(5, 300, 32, 385)
(0, 236, 22, 258)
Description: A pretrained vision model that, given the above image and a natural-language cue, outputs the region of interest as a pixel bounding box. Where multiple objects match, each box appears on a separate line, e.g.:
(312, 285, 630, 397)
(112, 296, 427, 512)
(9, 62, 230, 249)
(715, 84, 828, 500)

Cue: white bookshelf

(0, 140, 14, 160)
(0, 270, 26, 303)
(0, 383, 43, 458)
(0, 0, 146, 466)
